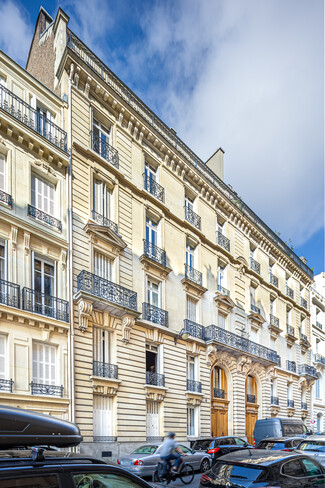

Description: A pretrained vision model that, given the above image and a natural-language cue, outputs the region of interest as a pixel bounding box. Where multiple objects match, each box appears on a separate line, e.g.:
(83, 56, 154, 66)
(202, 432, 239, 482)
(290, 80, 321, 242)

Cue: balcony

(277, 356, 281, 367)
(301, 402, 307, 411)
(287, 399, 294, 408)
(286, 360, 297, 373)
(204, 324, 278, 364)
(246, 394, 256, 403)
(186, 379, 202, 393)
(22, 288, 69, 322)
(286, 324, 295, 338)
(250, 257, 260, 275)
(0, 85, 68, 152)
(315, 354, 325, 366)
(217, 232, 230, 252)
(271, 396, 279, 405)
(145, 372, 165, 387)
(142, 303, 168, 327)
(213, 388, 225, 399)
(28, 204, 62, 231)
(270, 314, 280, 328)
(90, 131, 119, 168)
(184, 319, 205, 340)
(269, 273, 278, 288)
(91, 210, 118, 234)
(251, 304, 261, 314)
(185, 264, 202, 286)
(315, 321, 323, 330)
(300, 331, 308, 343)
(299, 364, 318, 378)
(93, 361, 118, 379)
(30, 381, 64, 397)
(0, 379, 14, 393)
(300, 297, 308, 309)
(0, 279, 20, 308)
(143, 174, 164, 203)
(0, 189, 12, 207)
(185, 207, 201, 230)
(143, 240, 167, 267)
(217, 284, 230, 297)
(286, 285, 294, 299)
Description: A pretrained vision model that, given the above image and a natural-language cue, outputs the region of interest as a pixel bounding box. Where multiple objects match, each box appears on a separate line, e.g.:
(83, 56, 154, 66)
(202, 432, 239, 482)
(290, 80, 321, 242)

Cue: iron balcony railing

(286, 360, 297, 373)
(91, 210, 118, 234)
(270, 314, 280, 328)
(204, 325, 278, 363)
(217, 232, 230, 252)
(90, 131, 119, 168)
(287, 399, 295, 408)
(277, 356, 281, 367)
(0, 379, 14, 393)
(185, 207, 201, 230)
(142, 302, 168, 327)
(186, 379, 202, 393)
(300, 331, 308, 342)
(0, 189, 12, 207)
(286, 324, 295, 337)
(315, 321, 323, 330)
(250, 258, 260, 274)
(213, 388, 225, 399)
(28, 204, 62, 231)
(143, 174, 165, 203)
(0, 279, 20, 308)
(145, 371, 165, 387)
(185, 264, 202, 286)
(66, 31, 313, 280)
(77, 270, 137, 311)
(299, 364, 318, 378)
(247, 394, 256, 403)
(301, 402, 307, 410)
(22, 288, 69, 322)
(0, 85, 68, 152)
(217, 284, 230, 296)
(315, 354, 325, 366)
(300, 297, 308, 309)
(94, 436, 117, 442)
(286, 285, 294, 299)
(30, 381, 64, 397)
(184, 319, 205, 340)
(93, 361, 118, 379)
(143, 240, 166, 267)
(269, 273, 278, 288)
(251, 304, 261, 314)
(271, 396, 279, 405)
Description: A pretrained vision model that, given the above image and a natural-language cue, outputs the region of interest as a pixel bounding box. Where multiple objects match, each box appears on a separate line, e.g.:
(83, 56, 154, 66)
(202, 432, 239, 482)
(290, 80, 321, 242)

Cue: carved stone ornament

(33, 159, 57, 177)
(206, 344, 218, 365)
(271, 405, 280, 416)
(236, 357, 252, 375)
(122, 315, 135, 343)
(93, 384, 118, 396)
(78, 299, 93, 332)
(187, 397, 202, 407)
(11, 226, 18, 251)
(146, 391, 165, 402)
(24, 232, 30, 256)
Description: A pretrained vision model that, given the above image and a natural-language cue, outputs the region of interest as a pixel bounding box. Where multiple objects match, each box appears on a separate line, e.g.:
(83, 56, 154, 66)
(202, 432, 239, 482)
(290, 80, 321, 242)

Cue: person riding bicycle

(160, 432, 187, 472)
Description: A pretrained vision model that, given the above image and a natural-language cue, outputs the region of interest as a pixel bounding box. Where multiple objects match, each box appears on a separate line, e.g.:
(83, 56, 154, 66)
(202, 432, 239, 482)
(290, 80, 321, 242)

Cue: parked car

(190, 438, 214, 452)
(257, 436, 303, 451)
(254, 417, 310, 446)
(117, 443, 211, 477)
(199, 449, 325, 488)
(206, 436, 254, 462)
(296, 435, 325, 467)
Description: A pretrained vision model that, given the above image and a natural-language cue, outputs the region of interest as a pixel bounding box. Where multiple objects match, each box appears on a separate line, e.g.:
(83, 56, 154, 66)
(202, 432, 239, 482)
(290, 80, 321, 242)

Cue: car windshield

(299, 441, 325, 452)
(282, 422, 305, 436)
(212, 462, 266, 481)
(132, 445, 158, 454)
(258, 442, 285, 450)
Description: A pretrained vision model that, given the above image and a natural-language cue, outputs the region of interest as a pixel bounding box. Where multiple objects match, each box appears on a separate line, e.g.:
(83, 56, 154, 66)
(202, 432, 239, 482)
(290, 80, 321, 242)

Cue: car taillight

(117, 459, 120, 464)
(207, 447, 220, 454)
(281, 449, 290, 451)
(134, 460, 144, 465)
(200, 473, 212, 485)
(253, 438, 255, 446)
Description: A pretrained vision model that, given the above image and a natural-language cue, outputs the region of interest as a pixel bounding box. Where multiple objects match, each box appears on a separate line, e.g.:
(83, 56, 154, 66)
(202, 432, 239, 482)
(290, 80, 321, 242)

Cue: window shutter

(93, 396, 113, 437)
(33, 343, 56, 385)
(146, 401, 159, 437)
(94, 252, 112, 281)
(0, 155, 5, 191)
(0, 336, 6, 379)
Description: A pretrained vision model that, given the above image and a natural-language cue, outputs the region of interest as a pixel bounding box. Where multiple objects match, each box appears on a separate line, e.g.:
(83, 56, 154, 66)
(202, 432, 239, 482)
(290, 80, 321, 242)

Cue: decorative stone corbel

(122, 315, 135, 343)
(118, 108, 125, 126)
(206, 344, 218, 365)
(24, 232, 30, 255)
(78, 299, 93, 332)
(60, 250, 67, 270)
(11, 226, 18, 251)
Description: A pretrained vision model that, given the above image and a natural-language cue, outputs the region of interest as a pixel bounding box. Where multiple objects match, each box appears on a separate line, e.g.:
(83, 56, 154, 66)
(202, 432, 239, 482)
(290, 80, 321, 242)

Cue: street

(150, 472, 201, 488)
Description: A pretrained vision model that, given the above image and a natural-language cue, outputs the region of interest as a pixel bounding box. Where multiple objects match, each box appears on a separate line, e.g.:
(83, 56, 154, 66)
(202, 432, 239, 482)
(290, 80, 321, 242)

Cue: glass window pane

(0, 475, 59, 487)
(73, 473, 144, 488)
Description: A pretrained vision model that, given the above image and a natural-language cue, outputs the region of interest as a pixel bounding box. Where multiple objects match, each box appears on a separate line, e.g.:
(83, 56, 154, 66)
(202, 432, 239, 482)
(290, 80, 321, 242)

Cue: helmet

(168, 432, 176, 438)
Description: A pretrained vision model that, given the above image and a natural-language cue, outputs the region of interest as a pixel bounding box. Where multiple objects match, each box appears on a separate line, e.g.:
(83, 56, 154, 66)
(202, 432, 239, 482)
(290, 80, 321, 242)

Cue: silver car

(296, 435, 325, 467)
(117, 443, 211, 477)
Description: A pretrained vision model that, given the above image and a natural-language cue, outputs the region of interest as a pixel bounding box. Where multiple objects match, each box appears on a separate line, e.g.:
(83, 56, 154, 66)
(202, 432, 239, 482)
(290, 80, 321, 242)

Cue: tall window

(0, 239, 6, 280)
(185, 195, 194, 211)
(217, 221, 224, 235)
(34, 256, 55, 297)
(217, 265, 227, 288)
(187, 355, 196, 381)
(31, 173, 55, 216)
(146, 343, 163, 374)
(287, 382, 293, 400)
(147, 278, 160, 308)
(94, 252, 112, 281)
(146, 401, 159, 439)
(32, 342, 56, 385)
(36, 105, 48, 137)
(93, 395, 113, 440)
(187, 406, 198, 437)
(93, 179, 111, 219)
(270, 298, 276, 315)
(0, 335, 6, 380)
(0, 154, 6, 191)
(301, 317, 306, 335)
(218, 313, 226, 329)
(144, 161, 157, 182)
(316, 374, 321, 399)
(250, 286, 256, 307)
(146, 215, 158, 246)
(93, 118, 112, 158)
(286, 308, 291, 325)
(186, 296, 197, 322)
(186, 242, 195, 268)
(93, 327, 111, 365)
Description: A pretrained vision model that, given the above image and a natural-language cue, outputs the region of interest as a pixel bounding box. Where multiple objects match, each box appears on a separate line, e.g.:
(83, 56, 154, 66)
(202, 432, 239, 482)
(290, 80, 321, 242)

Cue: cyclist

(160, 432, 187, 472)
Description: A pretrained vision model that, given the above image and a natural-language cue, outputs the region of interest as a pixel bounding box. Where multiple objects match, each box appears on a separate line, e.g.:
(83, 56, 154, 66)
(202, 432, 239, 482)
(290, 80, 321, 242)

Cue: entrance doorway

(211, 366, 229, 437)
(245, 375, 259, 445)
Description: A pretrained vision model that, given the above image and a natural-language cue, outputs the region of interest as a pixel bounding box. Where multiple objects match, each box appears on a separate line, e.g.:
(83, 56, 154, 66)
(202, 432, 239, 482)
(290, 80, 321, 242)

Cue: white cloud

(0, 0, 33, 65)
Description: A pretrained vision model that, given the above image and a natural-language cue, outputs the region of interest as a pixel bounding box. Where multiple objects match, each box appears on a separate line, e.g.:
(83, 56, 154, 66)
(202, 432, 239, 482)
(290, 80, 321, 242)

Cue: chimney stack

(206, 148, 225, 180)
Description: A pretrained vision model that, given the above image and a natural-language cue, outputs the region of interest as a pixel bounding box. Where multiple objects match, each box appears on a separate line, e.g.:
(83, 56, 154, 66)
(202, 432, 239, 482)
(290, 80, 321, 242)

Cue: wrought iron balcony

(143, 174, 165, 203)
(91, 210, 118, 234)
(0, 85, 68, 152)
(277, 356, 281, 367)
(0, 279, 20, 308)
(287, 399, 294, 408)
(269, 273, 278, 288)
(315, 321, 323, 330)
(142, 302, 168, 327)
(143, 240, 166, 267)
(22, 288, 69, 322)
(90, 131, 119, 168)
(185, 264, 202, 286)
(286, 285, 294, 299)
(286, 360, 297, 373)
(270, 314, 280, 328)
(28, 204, 62, 231)
(271, 396, 279, 405)
(217, 284, 230, 296)
(0, 379, 14, 393)
(185, 207, 201, 230)
(184, 319, 205, 340)
(145, 371, 165, 387)
(247, 394, 256, 403)
(300, 331, 308, 343)
(301, 402, 307, 410)
(30, 381, 64, 397)
(299, 364, 318, 378)
(300, 297, 308, 309)
(0, 189, 12, 207)
(213, 388, 225, 399)
(204, 325, 278, 363)
(250, 257, 260, 274)
(286, 324, 295, 337)
(217, 232, 230, 252)
(251, 304, 261, 314)
(77, 270, 137, 311)
(93, 361, 118, 379)
(186, 379, 202, 393)
(315, 354, 325, 365)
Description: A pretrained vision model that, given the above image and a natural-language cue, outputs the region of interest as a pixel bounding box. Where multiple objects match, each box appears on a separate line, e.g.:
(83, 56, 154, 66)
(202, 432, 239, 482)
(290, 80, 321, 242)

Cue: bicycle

(153, 457, 195, 484)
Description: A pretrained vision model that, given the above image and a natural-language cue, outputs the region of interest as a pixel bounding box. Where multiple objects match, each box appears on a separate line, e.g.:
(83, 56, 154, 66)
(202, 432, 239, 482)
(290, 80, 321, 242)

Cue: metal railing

(77, 270, 137, 311)
(286, 324, 295, 337)
(300, 297, 308, 309)
(94, 436, 117, 442)
(184, 319, 205, 340)
(145, 371, 165, 386)
(186, 379, 202, 393)
(93, 361, 118, 379)
(90, 131, 119, 168)
(315, 354, 325, 365)
(143, 174, 165, 202)
(147, 436, 164, 442)
(91, 210, 118, 234)
(300, 331, 308, 342)
(0, 85, 68, 152)
(301, 402, 307, 410)
(287, 399, 294, 408)
(277, 356, 281, 367)
(0, 379, 14, 393)
(28, 204, 62, 231)
(67, 30, 313, 280)
(271, 396, 279, 405)
(142, 302, 168, 327)
(143, 240, 166, 266)
(270, 314, 280, 328)
(286, 360, 297, 373)
(213, 388, 225, 399)
(204, 324, 278, 363)
(269, 273, 278, 288)
(217, 284, 230, 296)
(185, 264, 202, 286)
(217, 232, 230, 252)
(22, 288, 69, 322)
(185, 207, 201, 230)
(299, 364, 318, 378)
(247, 394, 256, 403)
(0, 189, 12, 207)
(286, 285, 294, 299)
(0, 279, 20, 308)
(251, 304, 261, 314)
(30, 381, 64, 397)
(315, 321, 323, 330)
(250, 257, 260, 274)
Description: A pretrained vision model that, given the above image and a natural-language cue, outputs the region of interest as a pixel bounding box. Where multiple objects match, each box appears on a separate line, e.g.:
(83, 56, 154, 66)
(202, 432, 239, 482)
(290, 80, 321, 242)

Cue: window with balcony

(185, 195, 201, 230)
(213, 366, 227, 399)
(30, 173, 61, 230)
(32, 256, 56, 316)
(187, 406, 198, 437)
(32, 342, 62, 396)
(270, 379, 278, 405)
(94, 251, 113, 281)
(93, 395, 114, 441)
(250, 246, 260, 274)
(147, 400, 160, 441)
(144, 161, 164, 202)
(287, 382, 294, 407)
(0, 239, 6, 280)
(0, 334, 6, 380)
(93, 327, 117, 379)
(269, 263, 278, 287)
(286, 308, 291, 326)
(186, 296, 197, 322)
(92, 118, 112, 155)
(146, 343, 164, 386)
(217, 221, 230, 251)
(92, 179, 116, 231)
(218, 313, 226, 329)
(187, 354, 201, 393)
(186, 241, 195, 268)
(147, 277, 160, 308)
(0, 154, 10, 207)
(143, 277, 168, 326)
(250, 285, 259, 313)
(217, 264, 229, 296)
(146, 214, 158, 246)
(246, 375, 257, 403)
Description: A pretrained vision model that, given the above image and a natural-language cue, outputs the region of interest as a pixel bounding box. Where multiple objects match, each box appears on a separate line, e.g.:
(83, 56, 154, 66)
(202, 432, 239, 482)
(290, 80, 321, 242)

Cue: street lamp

(174, 328, 190, 345)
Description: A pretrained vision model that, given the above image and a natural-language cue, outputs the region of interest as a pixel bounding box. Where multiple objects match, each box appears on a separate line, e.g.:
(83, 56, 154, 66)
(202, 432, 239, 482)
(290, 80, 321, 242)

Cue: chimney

(206, 148, 225, 180)
(300, 256, 307, 264)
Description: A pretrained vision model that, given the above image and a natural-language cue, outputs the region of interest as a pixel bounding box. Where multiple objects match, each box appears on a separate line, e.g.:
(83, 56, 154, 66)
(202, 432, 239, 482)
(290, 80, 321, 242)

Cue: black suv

(206, 436, 253, 461)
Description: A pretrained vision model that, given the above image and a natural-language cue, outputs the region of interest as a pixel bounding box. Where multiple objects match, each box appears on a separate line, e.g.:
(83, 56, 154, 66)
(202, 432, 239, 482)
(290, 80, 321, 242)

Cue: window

(31, 173, 55, 216)
(73, 473, 144, 488)
(185, 195, 194, 211)
(187, 355, 196, 380)
(270, 298, 275, 315)
(94, 251, 112, 281)
(36, 105, 48, 137)
(93, 179, 111, 219)
(0, 154, 5, 191)
(287, 382, 293, 401)
(146, 215, 158, 246)
(93, 118, 112, 156)
(218, 313, 226, 329)
(316, 374, 321, 399)
(187, 406, 198, 437)
(186, 296, 197, 322)
(281, 459, 305, 477)
(33, 256, 56, 316)
(32, 342, 56, 385)
(234, 437, 246, 446)
(213, 366, 224, 390)
(146, 343, 161, 374)
(93, 327, 111, 364)
(286, 308, 291, 325)
(217, 221, 224, 235)
(250, 286, 256, 307)
(217, 265, 227, 288)
(301, 458, 322, 476)
(0, 239, 6, 280)
(144, 161, 157, 182)
(0, 335, 6, 380)
(0, 475, 60, 488)
(301, 317, 306, 335)
(146, 400, 159, 438)
(147, 277, 160, 308)
(93, 395, 113, 440)
(186, 242, 195, 268)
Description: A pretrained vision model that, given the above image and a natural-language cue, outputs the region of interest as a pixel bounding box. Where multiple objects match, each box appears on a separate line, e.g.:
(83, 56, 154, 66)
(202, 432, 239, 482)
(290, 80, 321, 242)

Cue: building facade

(0, 6, 315, 460)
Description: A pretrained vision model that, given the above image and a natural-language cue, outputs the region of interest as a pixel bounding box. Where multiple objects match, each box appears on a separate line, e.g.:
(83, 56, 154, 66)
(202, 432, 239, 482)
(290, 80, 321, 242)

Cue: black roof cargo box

(0, 405, 82, 448)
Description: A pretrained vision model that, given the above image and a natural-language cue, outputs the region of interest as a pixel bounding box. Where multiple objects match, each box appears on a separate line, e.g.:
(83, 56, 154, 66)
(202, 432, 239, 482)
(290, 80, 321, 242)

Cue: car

(206, 436, 254, 462)
(296, 435, 325, 467)
(257, 436, 303, 451)
(190, 437, 214, 452)
(117, 442, 211, 476)
(199, 449, 325, 488)
(254, 417, 310, 446)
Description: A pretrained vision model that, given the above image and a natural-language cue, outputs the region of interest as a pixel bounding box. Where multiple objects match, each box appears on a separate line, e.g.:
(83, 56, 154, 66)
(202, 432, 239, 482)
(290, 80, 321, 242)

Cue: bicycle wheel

(179, 463, 194, 484)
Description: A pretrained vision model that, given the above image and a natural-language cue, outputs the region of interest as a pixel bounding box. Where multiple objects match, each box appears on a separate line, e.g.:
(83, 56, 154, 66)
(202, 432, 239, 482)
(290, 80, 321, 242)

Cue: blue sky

(0, 0, 324, 274)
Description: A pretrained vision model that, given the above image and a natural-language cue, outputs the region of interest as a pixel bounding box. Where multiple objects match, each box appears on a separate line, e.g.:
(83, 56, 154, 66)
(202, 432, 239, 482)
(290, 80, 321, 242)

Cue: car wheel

(200, 458, 210, 472)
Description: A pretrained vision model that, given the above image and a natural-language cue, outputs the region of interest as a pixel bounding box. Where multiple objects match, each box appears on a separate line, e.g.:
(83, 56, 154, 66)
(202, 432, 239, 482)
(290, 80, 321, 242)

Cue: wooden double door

(211, 407, 228, 437)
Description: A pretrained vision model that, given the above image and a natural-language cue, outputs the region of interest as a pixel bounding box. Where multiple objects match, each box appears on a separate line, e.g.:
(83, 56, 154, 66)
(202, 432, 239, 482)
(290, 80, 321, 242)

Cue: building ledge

(140, 254, 172, 277)
(90, 376, 121, 396)
(181, 277, 207, 296)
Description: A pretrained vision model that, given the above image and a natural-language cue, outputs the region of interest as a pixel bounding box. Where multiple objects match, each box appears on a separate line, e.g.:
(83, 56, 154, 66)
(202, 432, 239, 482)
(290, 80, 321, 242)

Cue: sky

(0, 0, 324, 274)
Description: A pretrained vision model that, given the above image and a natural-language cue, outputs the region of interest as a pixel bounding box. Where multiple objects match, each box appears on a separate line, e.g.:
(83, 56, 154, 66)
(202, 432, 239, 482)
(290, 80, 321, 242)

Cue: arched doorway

(211, 365, 229, 437)
(245, 375, 259, 445)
